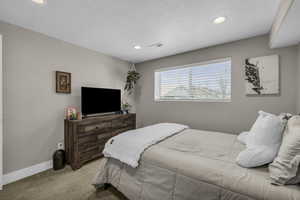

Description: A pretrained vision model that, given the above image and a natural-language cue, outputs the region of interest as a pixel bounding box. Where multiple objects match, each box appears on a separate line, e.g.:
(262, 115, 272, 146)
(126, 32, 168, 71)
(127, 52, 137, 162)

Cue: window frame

(154, 57, 232, 102)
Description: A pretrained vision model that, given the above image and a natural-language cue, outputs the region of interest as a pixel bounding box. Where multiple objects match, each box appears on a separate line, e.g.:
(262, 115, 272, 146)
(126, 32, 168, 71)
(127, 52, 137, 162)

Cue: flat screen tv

(81, 87, 121, 116)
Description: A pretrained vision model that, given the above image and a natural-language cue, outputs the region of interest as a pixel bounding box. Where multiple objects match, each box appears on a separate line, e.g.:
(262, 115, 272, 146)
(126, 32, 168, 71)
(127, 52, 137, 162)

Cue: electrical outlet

(57, 142, 64, 150)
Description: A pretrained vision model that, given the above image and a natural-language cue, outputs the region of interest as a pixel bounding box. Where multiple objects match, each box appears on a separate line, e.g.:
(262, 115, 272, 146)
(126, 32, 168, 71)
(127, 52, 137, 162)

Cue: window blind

(155, 58, 231, 101)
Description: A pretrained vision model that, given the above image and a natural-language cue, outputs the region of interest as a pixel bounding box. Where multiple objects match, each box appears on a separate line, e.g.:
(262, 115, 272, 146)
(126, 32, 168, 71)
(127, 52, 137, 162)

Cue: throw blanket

(103, 123, 189, 168)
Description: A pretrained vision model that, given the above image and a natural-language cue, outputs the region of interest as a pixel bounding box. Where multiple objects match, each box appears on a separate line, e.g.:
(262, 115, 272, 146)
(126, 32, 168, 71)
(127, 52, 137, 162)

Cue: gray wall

(0, 21, 134, 174)
(136, 35, 298, 134)
(298, 43, 300, 113)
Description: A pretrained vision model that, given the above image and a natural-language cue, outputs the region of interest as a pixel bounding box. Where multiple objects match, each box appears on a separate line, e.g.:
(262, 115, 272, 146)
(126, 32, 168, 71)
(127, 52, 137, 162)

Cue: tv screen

(81, 87, 121, 115)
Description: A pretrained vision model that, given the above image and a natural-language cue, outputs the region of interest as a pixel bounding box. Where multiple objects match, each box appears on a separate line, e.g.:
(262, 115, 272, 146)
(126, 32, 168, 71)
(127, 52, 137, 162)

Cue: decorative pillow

(247, 111, 286, 148)
(278, 112, 293, 137)
(237, 131, 249, 145)
(237, 113, 291, 146)
(237, 145, 281, 168)
(278, 112, 293, 121)
(236, 111, 286, 168)
(269, 115, 300, 185)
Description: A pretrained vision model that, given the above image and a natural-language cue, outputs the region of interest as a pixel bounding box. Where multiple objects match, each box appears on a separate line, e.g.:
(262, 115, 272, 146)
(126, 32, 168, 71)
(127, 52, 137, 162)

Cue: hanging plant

(124, 64, 140, 94)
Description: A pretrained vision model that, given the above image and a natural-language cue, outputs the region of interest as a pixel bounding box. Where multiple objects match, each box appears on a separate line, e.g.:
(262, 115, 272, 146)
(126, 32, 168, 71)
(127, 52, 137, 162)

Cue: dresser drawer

(78, 121, 111, 134)
(78, 131, 113, 145)
(80, 145, 104, 163)
(78, 134, 112, 152)
(111, 126, 135, 136)
(112, 117, 134, 128)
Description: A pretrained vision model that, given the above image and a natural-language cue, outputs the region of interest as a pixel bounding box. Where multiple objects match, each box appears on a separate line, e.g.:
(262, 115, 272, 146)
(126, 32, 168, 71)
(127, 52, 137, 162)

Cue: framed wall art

(245, 54, 279, 95)
(56, 71, 71, 93)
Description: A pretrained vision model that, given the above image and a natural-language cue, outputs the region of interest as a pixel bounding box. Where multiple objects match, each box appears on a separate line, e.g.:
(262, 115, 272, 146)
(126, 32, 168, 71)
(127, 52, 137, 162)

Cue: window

(154, 58, 231, 102)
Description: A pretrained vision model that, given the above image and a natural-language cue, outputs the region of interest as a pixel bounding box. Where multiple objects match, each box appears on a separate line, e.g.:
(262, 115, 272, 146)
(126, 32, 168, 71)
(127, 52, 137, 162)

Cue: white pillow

(237, 145, 280, 168)
(237, 131, 249, 145)
(236, 111, 286, 168)
(247, 111, 285, 147)
(237, 113, 291, 146)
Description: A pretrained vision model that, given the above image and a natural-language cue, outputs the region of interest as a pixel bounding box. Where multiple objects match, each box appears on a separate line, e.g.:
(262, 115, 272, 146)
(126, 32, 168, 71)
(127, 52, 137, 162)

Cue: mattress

(93, 129, 300, 200)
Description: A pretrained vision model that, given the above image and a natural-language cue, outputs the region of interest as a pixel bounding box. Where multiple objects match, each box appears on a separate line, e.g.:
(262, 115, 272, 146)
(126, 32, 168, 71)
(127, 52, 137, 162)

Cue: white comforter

(103, 123, 188, 168)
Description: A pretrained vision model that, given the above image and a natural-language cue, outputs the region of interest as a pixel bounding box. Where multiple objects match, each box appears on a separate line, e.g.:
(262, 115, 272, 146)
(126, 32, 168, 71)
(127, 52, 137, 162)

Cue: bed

(93, 128, 300, 200)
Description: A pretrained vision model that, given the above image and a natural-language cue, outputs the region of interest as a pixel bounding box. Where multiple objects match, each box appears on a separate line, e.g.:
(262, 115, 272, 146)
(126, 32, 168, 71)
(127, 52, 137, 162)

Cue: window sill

(154, 99, 231, 103)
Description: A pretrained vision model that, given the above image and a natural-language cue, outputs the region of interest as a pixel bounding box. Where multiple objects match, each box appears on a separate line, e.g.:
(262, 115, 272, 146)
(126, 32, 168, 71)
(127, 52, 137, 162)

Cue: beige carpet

(0, 159, 127, 200)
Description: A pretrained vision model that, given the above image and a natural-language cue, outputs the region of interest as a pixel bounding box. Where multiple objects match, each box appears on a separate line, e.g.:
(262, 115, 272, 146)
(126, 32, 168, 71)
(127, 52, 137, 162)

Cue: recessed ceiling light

(32, 0, 45, 5)
(213, 16, 226, 24)
(134, 45, 141, 50)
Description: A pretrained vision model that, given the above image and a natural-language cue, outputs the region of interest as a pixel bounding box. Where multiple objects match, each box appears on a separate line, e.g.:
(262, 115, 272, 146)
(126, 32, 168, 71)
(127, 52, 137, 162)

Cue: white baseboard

(3, 160, 53, 185)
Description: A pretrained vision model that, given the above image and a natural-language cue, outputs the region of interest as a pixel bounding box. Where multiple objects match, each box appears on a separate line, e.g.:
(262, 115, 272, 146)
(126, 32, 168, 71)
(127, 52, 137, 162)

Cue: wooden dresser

(64, 113, 136, 170)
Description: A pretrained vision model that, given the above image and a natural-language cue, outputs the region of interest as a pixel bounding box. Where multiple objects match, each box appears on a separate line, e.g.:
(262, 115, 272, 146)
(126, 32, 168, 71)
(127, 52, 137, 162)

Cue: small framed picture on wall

(56, 71, 71, 93)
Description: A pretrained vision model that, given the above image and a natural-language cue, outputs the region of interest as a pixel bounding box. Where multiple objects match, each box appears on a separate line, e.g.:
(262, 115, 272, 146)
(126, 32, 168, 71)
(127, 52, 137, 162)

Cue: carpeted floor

(0, 159, 127, 200)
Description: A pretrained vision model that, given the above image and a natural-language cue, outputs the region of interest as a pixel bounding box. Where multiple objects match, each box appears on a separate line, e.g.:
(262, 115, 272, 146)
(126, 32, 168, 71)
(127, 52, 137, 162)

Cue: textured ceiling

(0, 0, 280, 63)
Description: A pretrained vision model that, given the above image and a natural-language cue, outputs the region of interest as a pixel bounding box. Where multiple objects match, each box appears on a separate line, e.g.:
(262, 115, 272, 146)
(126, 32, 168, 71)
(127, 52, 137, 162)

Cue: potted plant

(124, 64, 140, 95)
(122, 102, 132, 114)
